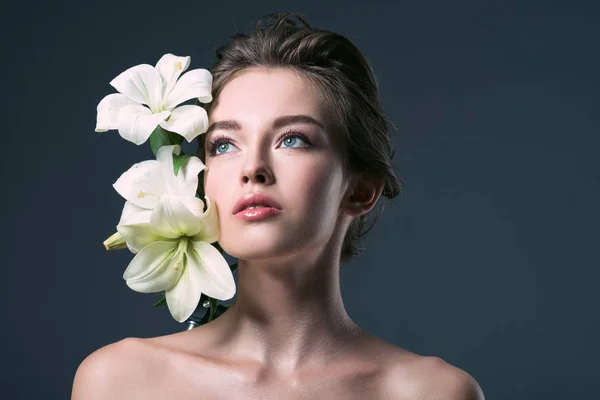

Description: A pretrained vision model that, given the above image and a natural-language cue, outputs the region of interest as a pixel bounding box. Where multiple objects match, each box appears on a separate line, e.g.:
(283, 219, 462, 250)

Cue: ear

(341, 174, 385, 218)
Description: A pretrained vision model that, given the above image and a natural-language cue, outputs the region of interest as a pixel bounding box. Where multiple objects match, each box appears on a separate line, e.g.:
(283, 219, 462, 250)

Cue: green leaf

(213, 304, 229, 319)
(153, 294, 167, 307)
(195, 300, 232, 326)
(172, 153, 192, 176)
(213, 241, 224, 253)
(208, 297, 218, 322)
(195, 170, 206, 199)
(149, 125, 184, 157)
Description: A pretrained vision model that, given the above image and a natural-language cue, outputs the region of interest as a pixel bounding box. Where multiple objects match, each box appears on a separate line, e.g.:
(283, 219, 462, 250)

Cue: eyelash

(205, 129, 312, 157)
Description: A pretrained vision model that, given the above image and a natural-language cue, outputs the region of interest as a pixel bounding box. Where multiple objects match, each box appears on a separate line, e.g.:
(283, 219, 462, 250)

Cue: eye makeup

(205, 128, 313, 157)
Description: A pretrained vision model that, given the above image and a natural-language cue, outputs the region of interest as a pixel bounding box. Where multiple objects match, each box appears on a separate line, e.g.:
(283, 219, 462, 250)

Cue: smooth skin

(72, 67, 484, 399)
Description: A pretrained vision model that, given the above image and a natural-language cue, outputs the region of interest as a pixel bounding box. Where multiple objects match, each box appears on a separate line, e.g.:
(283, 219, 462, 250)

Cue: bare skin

(73, 323, 482, 399)
(72, 68, 484, 399)
(134, 323, 404, 399)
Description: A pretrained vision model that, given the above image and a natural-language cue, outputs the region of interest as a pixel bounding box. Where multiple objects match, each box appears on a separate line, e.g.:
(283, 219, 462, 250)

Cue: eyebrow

(205, 114, 325, 136)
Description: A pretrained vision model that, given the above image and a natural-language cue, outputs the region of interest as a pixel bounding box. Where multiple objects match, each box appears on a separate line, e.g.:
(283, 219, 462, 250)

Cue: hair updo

(196, 12, 403, 264)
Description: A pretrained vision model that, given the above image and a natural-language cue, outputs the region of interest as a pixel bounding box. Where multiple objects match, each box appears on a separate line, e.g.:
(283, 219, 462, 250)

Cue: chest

(144, 358, 387, 400)
(148, 376, 383, 400)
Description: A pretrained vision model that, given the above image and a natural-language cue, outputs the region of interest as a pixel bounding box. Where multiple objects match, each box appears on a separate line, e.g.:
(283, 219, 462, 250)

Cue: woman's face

(203, 67, 350, 261)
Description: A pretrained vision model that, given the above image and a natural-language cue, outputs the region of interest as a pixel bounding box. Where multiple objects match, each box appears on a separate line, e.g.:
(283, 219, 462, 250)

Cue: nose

(240, 153, 275, 185)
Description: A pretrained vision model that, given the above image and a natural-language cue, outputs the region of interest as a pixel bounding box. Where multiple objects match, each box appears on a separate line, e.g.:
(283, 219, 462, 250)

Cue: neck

(203, 249, 366, 375)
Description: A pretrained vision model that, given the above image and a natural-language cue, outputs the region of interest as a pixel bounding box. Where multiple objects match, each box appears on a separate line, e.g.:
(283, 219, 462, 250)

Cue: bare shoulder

(71, 329, 214, 400)
(380, 351, 485, 400)
(412, 356, 484, 400)
(71, 337, 160, 400)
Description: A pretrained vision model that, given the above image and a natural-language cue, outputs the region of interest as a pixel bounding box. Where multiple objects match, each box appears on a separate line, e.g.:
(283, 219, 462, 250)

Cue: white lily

(95, 53, 213, 145)
(112, 144, 236, 322)
(113, 144, 205, 253)
(117, 194, 235, 323)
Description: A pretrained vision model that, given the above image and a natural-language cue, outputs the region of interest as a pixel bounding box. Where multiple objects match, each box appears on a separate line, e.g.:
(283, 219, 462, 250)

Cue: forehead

(209, 67, 328, 125)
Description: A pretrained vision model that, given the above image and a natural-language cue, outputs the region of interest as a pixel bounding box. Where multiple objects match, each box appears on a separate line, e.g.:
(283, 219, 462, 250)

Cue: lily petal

(95, 93, 138, 132)
(150, 195, 205, 238)
(165, 68, 212, 109)
(117, 200, 153, 227)
(113, 160, 168, 209)
(116, 201, 153, 253)
(123, 240, 183, 293)
(117, 222, 166, 253)
(155, 54, 190, 98)
(190, 196, 220, 244)
(117, 104, 171, 145)
(110, 64, 163, 110)
(156, 145, 181, 195)
(159, 105, 209, 143)
(187, 241, 236, 300)
(165, 265, 202, 323)
(174, 155, 206, 198)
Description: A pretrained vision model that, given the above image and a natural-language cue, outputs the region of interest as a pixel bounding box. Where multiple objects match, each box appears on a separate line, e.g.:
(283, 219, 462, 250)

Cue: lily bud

(103, 232, 127, 250)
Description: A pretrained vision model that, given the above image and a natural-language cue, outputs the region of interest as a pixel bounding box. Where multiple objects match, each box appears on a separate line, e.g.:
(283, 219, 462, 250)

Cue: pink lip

(232, 192, 283, 216)
(234, 207, 282, 221)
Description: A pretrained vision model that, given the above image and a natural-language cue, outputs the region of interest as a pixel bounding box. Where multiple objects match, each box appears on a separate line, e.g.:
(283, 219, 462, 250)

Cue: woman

(72, 13, 484, 399)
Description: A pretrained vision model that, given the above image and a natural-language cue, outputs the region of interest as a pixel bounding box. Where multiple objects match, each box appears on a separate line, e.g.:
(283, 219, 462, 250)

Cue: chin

(219, 233, 301, 262)
(219, 218, 328, 261)
(223, 237, 282, 258)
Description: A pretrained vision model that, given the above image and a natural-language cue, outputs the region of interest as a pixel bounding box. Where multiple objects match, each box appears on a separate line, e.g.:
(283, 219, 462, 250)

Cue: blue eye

(215, 142, 233, 154)
(206, 130, 311, 157)
(282, 136, 299, 147)
(206, 135, 236, 156)
(280, 132, 310, 148)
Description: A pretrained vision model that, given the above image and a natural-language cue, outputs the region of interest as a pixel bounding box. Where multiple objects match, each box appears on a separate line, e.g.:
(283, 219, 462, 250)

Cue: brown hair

(196, 12, 403, 264)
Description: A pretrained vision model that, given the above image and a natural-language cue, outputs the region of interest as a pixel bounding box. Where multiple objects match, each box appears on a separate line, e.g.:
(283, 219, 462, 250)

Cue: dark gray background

(1, 0, 598, 398)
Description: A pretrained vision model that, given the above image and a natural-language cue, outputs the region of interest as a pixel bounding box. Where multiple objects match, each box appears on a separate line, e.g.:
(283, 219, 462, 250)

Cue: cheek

(291, 157, 345, 211)
(204, 159, 235, 190)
